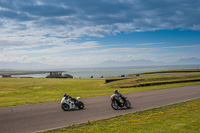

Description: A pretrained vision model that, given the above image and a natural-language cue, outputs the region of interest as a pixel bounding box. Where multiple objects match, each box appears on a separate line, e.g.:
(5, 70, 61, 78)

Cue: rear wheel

(125, 100, 131, 108)
(78, 101, 84, 109)
(61, 103, 70, 111)
(111, 100, 119, 110)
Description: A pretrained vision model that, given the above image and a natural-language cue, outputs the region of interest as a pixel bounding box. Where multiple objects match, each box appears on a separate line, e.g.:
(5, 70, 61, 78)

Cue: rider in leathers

(114, 90, 122, 96)
(114, 90, 125, 102)
(63, 93, 71, 100)
(63, 93, 77, 103)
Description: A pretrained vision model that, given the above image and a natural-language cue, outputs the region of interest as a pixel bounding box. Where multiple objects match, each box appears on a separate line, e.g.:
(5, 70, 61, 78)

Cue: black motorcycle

(110, 94, 131, 110)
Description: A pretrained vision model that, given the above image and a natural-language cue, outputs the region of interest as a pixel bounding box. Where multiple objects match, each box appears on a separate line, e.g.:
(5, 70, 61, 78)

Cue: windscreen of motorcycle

(61, 97, 65, 103)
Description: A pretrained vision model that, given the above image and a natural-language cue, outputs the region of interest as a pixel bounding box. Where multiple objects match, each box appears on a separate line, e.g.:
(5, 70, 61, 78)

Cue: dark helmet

(114, 90, 119, 94)
(63, 93, 67, 97)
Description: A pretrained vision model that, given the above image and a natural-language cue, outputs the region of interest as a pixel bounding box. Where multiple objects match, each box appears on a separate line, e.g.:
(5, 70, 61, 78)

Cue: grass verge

(0, 70, 200, 107)
(128, 69, 200, 76)
(104, 75, 200, 88)
(44, 99, 200, 133)
(0, 77, 200, 107)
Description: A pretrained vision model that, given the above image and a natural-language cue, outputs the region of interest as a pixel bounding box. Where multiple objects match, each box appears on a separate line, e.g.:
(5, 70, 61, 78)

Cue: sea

(10, 65, 200, 78)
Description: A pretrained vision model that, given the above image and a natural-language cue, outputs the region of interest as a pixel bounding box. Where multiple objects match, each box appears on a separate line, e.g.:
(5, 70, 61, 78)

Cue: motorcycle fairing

(61, 97, 76, 109)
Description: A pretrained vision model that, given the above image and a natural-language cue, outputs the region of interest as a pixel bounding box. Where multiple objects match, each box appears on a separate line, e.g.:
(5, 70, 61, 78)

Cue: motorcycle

(61, 96, 84, 111)
(110, 94, 131, 110)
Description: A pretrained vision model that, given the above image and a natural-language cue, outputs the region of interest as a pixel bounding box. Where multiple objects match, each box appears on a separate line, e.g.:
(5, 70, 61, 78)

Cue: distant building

(2, 74, 11, 78)
(63, 74, 73, 78)
(46, 71, 73, 78)
(121, 74, 125, 77)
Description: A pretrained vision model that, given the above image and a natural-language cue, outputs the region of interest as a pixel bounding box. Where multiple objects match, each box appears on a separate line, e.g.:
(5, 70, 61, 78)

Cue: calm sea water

(10, 65, 200, 78)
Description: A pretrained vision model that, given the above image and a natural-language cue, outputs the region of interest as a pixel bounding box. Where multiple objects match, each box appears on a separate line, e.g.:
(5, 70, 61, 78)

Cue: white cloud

(162, 44, 200, 49)
(189, 25, 200, 31)
(1, 0, 199, 41)
(0, 41, 100, 56)
(138, 43, 164, 46)
(0, 0, 200, 67)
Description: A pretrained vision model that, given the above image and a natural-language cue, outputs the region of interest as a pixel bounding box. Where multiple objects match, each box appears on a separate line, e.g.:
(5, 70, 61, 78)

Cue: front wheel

(78, 101, 84, 109)
(125, 100, 131, 108)
(111, 100, 119, 110)
(61, 103, 70, 111)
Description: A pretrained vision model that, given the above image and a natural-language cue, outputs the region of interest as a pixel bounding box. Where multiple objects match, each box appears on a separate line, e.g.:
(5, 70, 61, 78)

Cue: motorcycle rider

(63, 93, 72, 100)
(114, 90, 122, 97)
(63, 93, 78, 103)
(61, 93, 84, 111)
(111, 90, 131, 110)
(114, 90, 125, 101)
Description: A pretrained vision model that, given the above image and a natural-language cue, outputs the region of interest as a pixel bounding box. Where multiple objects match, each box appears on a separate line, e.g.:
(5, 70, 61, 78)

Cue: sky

(0, 0, 200, 67)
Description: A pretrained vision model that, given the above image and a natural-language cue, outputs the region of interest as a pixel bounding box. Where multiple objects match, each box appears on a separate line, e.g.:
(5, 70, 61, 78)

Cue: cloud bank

(0, 0, 200, 66)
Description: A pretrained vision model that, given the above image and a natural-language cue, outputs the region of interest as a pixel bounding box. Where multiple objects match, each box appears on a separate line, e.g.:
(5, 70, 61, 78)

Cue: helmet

(114, 90, 118, 94)
(63, 93, 67, 97)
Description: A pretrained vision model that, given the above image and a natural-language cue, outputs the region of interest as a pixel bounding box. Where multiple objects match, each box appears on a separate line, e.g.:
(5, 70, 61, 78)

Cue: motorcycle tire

(111, 100, 119, 110)
(78, 101, 84, 109)
(125, 100, 131, 108)
(61, 103, 70, 111)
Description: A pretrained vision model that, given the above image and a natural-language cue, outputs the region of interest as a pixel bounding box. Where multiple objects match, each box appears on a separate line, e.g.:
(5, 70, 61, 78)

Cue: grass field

(0, 70, 200, 107)
(44, 99, 200, 133)
(128, 69, 200, 76)
(105, 75, 200, 88)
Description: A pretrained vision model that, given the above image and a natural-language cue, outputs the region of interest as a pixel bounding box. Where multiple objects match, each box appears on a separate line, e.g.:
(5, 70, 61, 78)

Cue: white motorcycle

(61, 97, 84, 111)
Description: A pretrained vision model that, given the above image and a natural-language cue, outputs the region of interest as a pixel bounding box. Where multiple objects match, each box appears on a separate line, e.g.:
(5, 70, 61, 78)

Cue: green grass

(128, 69, 200, 76)
(0, 74, 200, 107)
(105, 75, 200, 88)
(44, 99, 200, 133)
(141, 72, 200, 75)
(1, 69, 200, 107)
(0, 78, 105, 107)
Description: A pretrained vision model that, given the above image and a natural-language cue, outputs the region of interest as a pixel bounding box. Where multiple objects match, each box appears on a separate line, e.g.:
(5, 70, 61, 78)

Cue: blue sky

(0, 0, 200, 66)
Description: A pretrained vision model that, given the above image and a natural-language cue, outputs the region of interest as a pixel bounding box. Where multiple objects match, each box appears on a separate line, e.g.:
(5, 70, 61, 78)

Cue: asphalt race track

(0, 85, 200, 133)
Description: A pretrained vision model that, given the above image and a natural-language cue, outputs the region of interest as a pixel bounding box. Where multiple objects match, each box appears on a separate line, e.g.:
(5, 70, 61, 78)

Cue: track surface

(0, 85, 200, 133)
